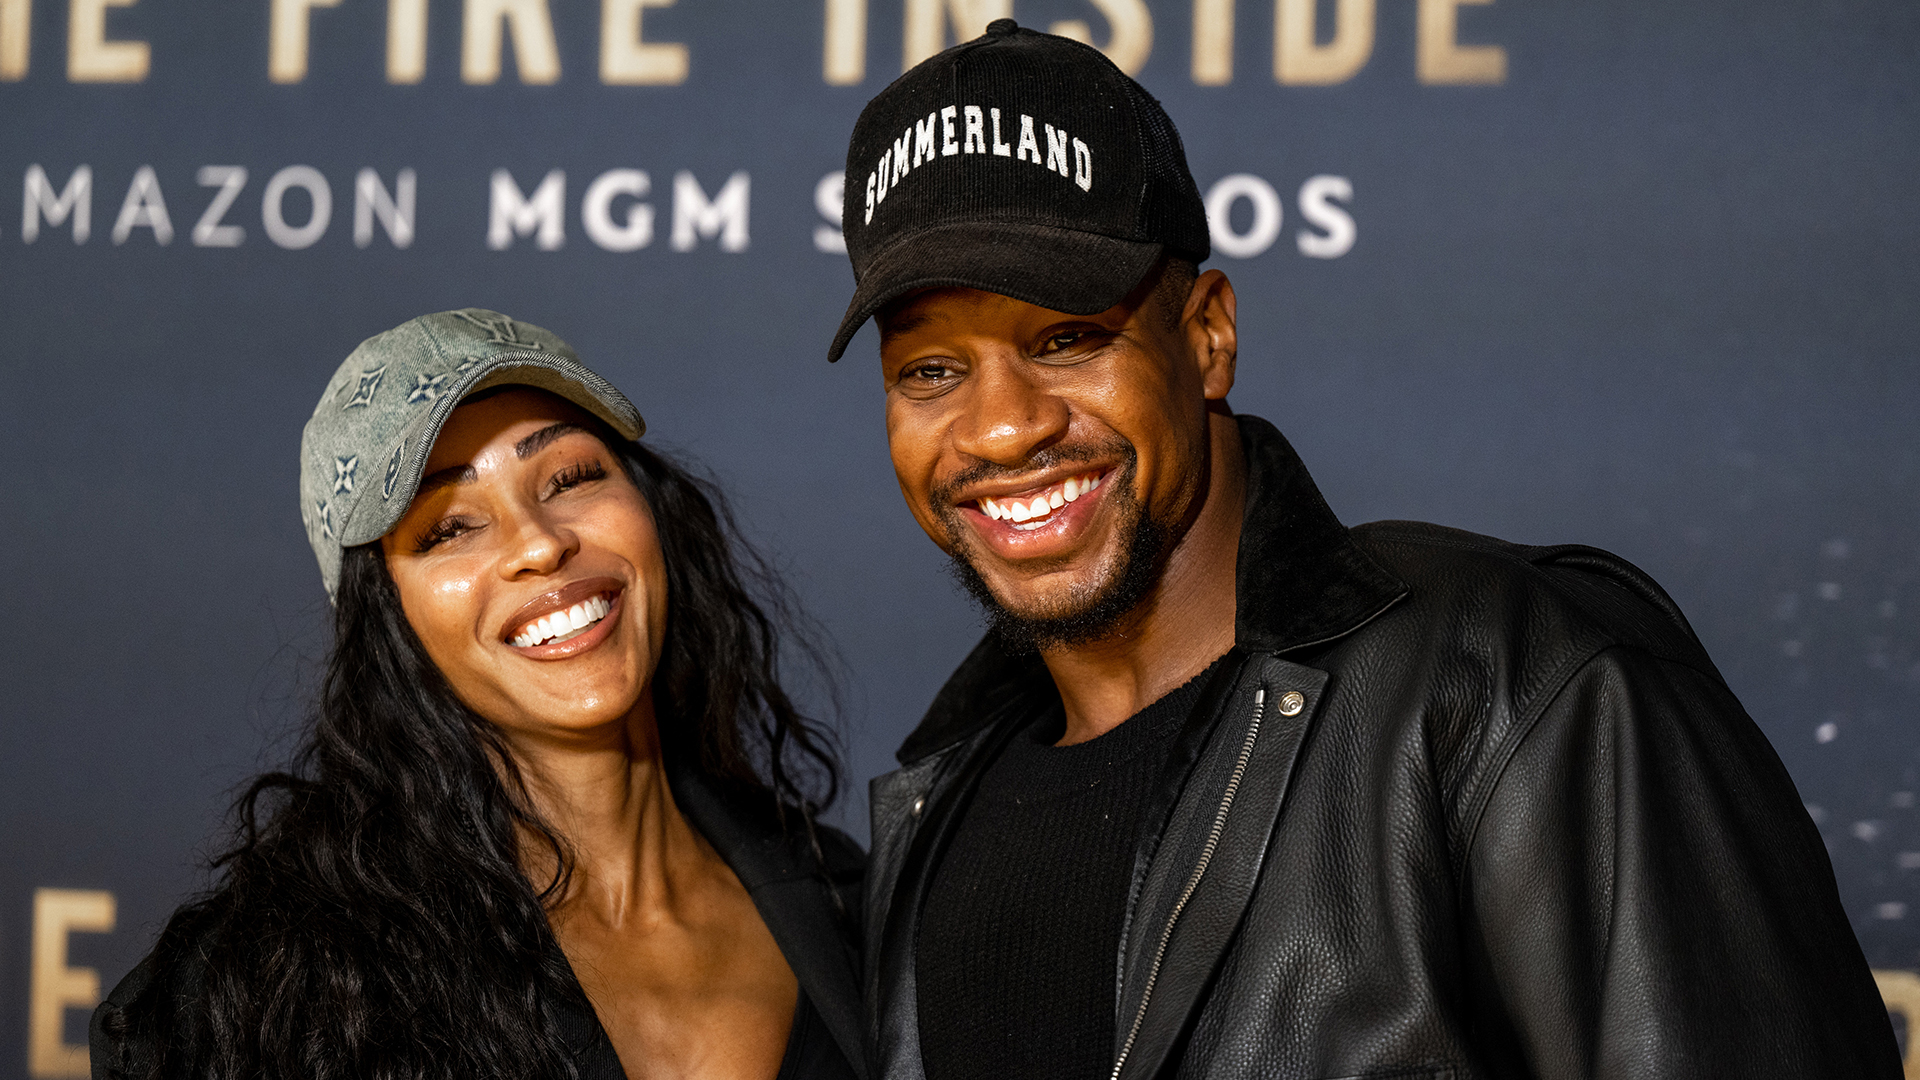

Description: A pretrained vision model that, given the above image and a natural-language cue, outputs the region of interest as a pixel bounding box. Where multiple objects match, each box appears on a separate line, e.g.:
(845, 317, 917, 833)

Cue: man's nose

(950, 355, 1070, 466)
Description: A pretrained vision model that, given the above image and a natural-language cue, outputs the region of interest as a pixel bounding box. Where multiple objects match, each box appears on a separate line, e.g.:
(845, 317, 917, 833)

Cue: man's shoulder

(1343, 519, 1719, 678)
(1320, 522, 1735, 840)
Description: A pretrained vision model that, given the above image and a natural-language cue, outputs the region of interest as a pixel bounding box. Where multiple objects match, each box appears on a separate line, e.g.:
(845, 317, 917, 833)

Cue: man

(829, 19, 1899, 1080)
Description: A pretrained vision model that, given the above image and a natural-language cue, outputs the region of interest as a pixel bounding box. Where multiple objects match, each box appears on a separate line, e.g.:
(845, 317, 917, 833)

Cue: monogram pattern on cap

(331, 455, 359, 494)
(383, 438, 409, 500)
(407, 371, 449, 404)
(341, 364, 388, 409)
(453, 311, 543, 350)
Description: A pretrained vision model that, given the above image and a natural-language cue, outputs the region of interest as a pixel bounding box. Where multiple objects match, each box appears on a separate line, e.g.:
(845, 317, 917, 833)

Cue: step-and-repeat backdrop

(2, 0, 1917, 1072)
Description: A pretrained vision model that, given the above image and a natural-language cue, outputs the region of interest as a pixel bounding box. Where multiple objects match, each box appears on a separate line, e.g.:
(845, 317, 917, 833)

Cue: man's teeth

(511, 594, 612, 648)
(977, 472, 1103, 524)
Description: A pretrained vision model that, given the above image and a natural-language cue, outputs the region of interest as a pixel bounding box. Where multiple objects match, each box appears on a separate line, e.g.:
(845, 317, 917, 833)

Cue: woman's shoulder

(669, 765, 865, 889)
(91, 952, 159, 1080)
(89, 902, 220, 1080)
(811, 820, 866, 881)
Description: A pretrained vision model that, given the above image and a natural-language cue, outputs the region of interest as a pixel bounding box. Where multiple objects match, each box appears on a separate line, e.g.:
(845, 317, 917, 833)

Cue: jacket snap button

(1278, 690, 1306, 716)
(911, 796, 925, 816)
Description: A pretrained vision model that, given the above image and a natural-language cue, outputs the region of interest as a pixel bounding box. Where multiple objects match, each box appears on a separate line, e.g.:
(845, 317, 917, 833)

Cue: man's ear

(1183, 269, 1238, 401)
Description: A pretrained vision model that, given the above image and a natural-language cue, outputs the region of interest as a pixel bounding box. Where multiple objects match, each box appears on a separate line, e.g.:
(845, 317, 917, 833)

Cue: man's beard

(933, 442, 1173, 654)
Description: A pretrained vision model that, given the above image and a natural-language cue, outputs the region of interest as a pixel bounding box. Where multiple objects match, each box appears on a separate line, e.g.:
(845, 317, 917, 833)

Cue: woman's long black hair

(99, 439, 843, 1080)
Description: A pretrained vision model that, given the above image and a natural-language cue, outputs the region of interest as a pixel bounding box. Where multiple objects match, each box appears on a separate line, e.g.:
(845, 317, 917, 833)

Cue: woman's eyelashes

(414, 516, 477, 552)
(546, 459, 608, 497)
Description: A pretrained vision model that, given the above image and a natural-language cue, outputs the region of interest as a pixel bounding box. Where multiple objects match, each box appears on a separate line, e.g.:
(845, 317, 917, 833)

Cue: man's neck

(1043, 411, 1245, 746)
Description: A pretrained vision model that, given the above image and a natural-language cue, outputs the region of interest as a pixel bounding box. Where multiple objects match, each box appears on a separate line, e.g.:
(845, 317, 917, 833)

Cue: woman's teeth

(977, 472, 1103, 527)
(511, 594, 612, 648)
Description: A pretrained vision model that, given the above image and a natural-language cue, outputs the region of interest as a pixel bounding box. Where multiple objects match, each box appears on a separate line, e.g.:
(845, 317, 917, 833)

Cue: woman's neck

(503, 700, 716, 930)
(499, 701, 801, 1080)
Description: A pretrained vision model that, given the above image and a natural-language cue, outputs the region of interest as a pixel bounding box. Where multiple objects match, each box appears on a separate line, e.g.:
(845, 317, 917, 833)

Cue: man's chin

(946, 514, 1171, 655)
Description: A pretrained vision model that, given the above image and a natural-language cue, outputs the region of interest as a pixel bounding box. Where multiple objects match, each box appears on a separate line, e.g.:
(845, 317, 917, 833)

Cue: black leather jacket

(865, 415, 1898, 1080)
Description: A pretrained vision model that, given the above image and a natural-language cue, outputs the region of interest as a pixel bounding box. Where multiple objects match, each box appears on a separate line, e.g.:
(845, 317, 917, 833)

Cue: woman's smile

(503, 577, 625, 657)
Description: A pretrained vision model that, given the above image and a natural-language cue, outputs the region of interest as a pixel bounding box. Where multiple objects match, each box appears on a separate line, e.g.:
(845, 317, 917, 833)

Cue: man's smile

(952, 466, 1115, 559)
(973, 469, 1107, 528)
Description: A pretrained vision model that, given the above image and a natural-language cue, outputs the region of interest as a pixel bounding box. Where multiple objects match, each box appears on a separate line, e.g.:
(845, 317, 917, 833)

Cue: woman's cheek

(429, 570, 479, 604)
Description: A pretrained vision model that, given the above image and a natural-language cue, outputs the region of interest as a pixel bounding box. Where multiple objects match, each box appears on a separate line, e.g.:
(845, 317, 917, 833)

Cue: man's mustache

(928, 440, 1135, 510)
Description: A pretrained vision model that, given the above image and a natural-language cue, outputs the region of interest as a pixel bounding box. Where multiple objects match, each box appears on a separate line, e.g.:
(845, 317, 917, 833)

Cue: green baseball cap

(299, 309, 645, 601)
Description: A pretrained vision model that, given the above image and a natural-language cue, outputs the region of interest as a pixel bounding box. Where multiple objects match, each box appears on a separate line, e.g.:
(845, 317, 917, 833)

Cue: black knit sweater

(915, 657, 1223, 1080)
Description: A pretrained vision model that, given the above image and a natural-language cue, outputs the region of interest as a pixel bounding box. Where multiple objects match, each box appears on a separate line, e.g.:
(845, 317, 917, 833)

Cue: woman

(91, 310, 865, 1080)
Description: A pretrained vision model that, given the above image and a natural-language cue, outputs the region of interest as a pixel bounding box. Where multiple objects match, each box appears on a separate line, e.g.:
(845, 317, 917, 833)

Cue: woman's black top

(89, 764, 868, 1080)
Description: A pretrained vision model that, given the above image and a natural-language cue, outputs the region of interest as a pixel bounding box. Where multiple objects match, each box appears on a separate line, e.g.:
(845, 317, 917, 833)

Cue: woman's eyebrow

(416, 464, 477, 497)
(514, 422, 590, 459)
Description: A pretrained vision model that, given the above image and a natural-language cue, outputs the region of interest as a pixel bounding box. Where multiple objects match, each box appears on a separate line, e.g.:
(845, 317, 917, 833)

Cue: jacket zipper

(1109, 688, 1268, 1080)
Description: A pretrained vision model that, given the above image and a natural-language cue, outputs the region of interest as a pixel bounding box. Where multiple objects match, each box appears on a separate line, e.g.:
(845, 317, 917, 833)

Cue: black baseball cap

(827, 18, 1210, 362)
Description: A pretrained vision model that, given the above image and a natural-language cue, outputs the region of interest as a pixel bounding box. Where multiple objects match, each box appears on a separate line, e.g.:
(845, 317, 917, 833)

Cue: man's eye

(908, 362, 952, 382)
(1042, 331, 1087, 353)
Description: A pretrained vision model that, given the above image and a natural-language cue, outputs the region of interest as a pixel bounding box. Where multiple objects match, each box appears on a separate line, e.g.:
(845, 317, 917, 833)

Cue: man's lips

(501, 577, 623, 658)
(951, 467, 1114, 558)
(963, 469, 1109, 531)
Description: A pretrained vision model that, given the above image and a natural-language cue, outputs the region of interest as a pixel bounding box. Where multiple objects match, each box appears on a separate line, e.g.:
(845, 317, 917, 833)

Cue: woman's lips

(500, 577, 625, 660)
(510, 593, 612, 648)
(508, 590, 623, 660)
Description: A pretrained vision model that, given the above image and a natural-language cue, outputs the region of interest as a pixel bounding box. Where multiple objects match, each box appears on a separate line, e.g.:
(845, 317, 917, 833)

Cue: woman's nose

(498, 509, 577, 579)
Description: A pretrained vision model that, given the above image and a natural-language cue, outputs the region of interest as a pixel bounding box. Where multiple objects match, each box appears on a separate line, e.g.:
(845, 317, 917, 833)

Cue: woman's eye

(415, 518, 475, 552)
(548, 461, 608, 495)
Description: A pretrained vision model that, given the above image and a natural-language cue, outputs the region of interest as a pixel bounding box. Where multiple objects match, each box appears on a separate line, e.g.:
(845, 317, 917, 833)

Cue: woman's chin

(486, 633, 660, 737)
(472, 667, 651, 739)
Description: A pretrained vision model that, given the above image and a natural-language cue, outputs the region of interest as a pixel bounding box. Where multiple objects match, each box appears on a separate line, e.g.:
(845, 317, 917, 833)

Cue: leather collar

(896, 413, 1407, 765)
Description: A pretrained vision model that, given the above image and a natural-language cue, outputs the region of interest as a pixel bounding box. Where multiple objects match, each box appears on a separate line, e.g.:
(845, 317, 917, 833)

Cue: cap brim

(827, 222, 1164, 362)
(462, 361, 645, 443)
